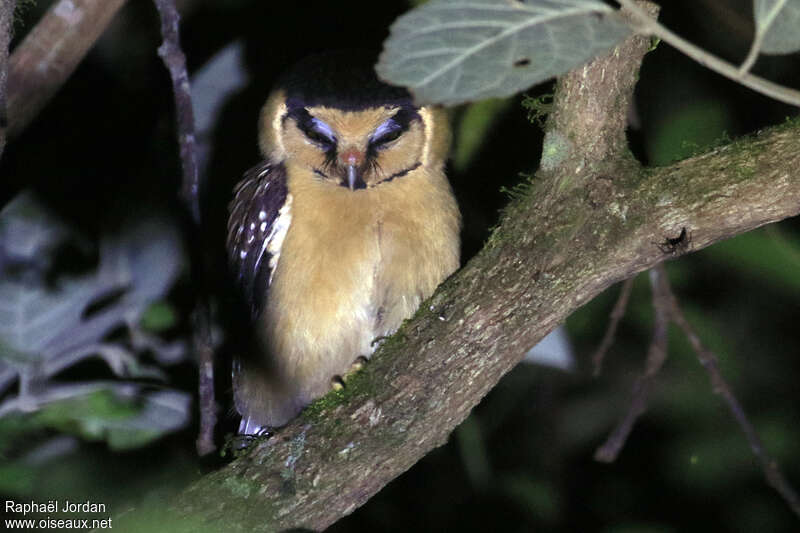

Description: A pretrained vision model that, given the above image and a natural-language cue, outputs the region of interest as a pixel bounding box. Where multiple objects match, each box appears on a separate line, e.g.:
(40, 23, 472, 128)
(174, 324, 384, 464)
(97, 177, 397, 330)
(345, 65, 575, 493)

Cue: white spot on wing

(266, 194, 293, 285)
(250, 193, 293, 288)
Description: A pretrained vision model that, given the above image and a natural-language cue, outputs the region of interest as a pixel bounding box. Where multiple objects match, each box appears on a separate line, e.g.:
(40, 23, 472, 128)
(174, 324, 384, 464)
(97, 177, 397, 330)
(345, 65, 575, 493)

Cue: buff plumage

(227, 52, 460, 433)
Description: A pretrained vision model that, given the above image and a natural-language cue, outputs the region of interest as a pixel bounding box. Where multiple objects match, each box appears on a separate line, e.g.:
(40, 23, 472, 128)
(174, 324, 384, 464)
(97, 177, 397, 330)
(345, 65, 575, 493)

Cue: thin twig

(739, 0, 785, 75)
(664, 280, 800, 519)
(152, 0, 216, 456)
(194, 310, 217, 456)
(153, 0, 199, 224)
(738, 29, 764, 76)
(591, 276, 636, 376)
(595, 267, 670, 462)
(617, 0, 800, 108)
(596, 260, 800, 516)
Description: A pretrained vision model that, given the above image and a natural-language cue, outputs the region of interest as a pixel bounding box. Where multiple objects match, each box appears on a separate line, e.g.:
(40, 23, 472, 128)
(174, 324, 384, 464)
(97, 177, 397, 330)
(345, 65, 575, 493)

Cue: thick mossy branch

(169, 121, 800, 533)
(545, 3, 659, 172)
(166, 11, 800, 533)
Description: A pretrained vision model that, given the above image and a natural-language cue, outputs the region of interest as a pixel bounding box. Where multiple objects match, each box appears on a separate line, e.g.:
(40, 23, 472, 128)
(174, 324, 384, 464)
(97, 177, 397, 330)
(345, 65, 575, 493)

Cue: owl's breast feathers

(266, 162, 459, 380)
(227, 159, 459, 430)
(228, 160, 459, 351)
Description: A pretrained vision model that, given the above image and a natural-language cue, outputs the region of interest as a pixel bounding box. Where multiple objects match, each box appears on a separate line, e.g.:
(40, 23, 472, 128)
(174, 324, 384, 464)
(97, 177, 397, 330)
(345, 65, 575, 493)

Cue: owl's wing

(226, 160, 291, 317)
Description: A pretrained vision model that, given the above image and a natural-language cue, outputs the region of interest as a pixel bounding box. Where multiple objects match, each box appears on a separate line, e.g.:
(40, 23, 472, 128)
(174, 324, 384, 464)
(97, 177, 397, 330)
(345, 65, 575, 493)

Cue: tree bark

(161, 3, 800, 532)
(0, 0, 15, 158)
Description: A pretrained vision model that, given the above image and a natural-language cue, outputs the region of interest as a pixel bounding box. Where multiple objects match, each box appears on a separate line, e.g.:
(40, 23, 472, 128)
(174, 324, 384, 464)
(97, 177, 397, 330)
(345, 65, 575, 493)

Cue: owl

(227, 52, 460, 434)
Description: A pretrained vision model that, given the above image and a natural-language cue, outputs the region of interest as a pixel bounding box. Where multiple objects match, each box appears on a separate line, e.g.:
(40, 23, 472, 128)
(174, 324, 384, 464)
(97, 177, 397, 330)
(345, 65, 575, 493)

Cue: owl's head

(258, 51, 450, 190)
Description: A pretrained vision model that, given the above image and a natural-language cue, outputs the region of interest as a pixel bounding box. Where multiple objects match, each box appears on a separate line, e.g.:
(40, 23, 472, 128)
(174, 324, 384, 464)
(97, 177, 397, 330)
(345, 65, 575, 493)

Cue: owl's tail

(233, 355, 306, 434)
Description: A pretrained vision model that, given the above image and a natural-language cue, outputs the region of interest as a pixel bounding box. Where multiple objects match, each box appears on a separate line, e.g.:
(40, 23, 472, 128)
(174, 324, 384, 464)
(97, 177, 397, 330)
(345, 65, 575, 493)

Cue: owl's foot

(237, 417, 275, 437)
(343, 355, 369, 384)
(330, 375, 345, 391)
(225, 424, 274, 455)
(348, 355, 369, 375)
(329, 356, 369, 392)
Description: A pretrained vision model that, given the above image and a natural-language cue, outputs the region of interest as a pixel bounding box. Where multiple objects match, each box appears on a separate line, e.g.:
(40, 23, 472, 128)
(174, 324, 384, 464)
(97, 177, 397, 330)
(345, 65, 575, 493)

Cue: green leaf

(377, 0, 631, 105)
(754, 0, 800, 54)
(140, 301, 178, 332)
(101, 390, 191, 450)
(452, 97, 512, 172)
(0, 191, 72, 267)
(100, 216, 184, 307)
(34, 387, 190, 450)
(500, 474, 561, 522)
(0, 275, 104, 360)
(455, 415, 491, 490)
(0, 193, 184, 382)
(0, 463, 37, 494)
(600, 524, 676, 533)
(0, 192, 187, 449)
(704, 228, 800, 295)
(646, 100, 733, 166)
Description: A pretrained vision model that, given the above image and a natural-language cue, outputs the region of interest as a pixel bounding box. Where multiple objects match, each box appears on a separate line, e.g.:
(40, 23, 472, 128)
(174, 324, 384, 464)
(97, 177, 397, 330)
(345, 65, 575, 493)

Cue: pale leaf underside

(754, 0, 800, 54)
(377, 0, 632, 105)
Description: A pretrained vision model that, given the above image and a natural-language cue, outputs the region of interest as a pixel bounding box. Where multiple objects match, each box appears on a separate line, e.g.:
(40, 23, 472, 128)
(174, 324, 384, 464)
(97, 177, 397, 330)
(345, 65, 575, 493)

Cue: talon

(231, 435, 257, 451)
(226, 430, 271, 455)
(343, 356, 368, 382)
(350, 355, 368, 373)
(256, 426, 274, 437)
(331, 375, 345, 391)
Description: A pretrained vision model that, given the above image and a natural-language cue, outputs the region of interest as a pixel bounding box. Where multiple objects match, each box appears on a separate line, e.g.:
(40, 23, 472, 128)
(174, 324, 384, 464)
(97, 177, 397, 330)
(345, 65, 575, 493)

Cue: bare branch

(164, 121, 800, 530)
(193, 309, 217, 457)
(617, 0, 800, 107)
(665, 281, 800, 519)
(151, 0, 215, 456)
(7, 0, 127, 138)
(596, 259, 800, 516)
(152, 0, 199, 225)
(595, 266, 670, 462)
(739, 0, 786, 75)
(739, 30, 765, 76)
(591, 276, 636, 376)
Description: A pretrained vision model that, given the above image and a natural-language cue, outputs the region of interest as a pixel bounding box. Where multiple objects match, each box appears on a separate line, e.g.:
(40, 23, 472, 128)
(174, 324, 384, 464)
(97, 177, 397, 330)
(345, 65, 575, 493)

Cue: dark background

(1, 0, 799, 531)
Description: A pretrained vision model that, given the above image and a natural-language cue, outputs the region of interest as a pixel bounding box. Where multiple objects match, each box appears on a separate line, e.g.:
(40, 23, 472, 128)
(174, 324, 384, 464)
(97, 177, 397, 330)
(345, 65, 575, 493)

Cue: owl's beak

(347, 165, 359, 191)
(339, 148, 366, 190)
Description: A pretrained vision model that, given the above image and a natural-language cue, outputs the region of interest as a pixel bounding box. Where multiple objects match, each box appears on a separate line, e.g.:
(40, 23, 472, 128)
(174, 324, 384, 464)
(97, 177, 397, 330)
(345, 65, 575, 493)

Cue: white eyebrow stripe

(310, 117, 336, 141)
